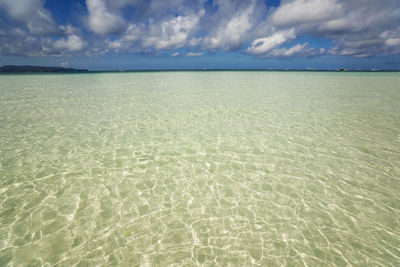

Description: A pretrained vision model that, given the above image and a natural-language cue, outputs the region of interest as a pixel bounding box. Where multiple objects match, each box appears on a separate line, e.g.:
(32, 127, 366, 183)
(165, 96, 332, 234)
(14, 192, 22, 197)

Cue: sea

(0, 71, 399, 266)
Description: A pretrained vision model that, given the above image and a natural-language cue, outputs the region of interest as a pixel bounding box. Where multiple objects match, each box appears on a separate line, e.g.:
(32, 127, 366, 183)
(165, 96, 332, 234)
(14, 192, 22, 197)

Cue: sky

(0, 0, 400, 70)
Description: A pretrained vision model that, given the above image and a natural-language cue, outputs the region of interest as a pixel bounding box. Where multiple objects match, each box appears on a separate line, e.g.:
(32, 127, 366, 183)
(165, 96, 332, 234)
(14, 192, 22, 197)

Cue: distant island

(0, 65, 88, 73)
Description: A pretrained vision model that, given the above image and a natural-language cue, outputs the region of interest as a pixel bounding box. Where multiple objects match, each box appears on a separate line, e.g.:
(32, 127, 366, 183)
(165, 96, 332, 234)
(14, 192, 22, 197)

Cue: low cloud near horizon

(0, 0, 399, 59)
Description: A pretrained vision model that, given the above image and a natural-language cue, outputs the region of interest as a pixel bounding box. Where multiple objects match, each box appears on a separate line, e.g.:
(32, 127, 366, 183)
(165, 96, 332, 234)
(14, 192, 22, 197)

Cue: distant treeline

(0, 65, 88, 73)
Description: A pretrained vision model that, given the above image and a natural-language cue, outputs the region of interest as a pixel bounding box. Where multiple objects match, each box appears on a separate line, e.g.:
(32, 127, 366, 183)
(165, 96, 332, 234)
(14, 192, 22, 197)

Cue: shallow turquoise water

(0, 72, 400, 266)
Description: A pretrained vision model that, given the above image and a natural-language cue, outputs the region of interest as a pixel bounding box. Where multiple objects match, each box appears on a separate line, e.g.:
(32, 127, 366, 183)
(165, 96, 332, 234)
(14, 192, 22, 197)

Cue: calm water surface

(0, 72, 400, 266)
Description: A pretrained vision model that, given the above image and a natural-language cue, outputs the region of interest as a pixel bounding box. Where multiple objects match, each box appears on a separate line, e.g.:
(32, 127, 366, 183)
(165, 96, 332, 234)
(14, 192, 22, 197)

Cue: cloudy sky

(1, 0, 400, 70)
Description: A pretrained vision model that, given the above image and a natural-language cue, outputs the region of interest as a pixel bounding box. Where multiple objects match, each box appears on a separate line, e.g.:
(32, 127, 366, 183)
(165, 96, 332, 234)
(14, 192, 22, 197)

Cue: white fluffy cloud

(202, 1, 261, 50)
(247, 29, 296, 55)
(264, 0, 400, 57)
(0, 0, 58, 34)
(269, 43, 324, 57)
(0, 0, 400, 58)
(54, 35, 86, 52)
(143, 9, 205, 50)
(86, 0, 126, 35)
(186, 52, 204, 56)
(271, 0, 341, 26)
(270, 43, 307, 57)
(385, 38, 400, 47)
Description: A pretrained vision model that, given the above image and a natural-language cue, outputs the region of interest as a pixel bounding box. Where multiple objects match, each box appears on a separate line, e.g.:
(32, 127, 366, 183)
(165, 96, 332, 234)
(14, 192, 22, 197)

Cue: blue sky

(1, 0, 400, 70)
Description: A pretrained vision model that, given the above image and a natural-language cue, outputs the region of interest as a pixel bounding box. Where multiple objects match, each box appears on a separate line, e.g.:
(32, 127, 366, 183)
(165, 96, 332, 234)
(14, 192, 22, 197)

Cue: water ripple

(0, 72, 399, 266)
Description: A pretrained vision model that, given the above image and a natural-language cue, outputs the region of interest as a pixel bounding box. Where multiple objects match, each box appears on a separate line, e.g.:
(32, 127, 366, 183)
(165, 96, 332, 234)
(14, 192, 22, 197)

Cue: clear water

(0, 72, 399, 266)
